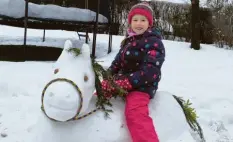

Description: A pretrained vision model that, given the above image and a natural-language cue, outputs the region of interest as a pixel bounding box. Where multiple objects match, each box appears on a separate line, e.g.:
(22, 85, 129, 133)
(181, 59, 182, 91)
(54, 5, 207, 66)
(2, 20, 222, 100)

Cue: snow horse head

(41, 40, 96, 122)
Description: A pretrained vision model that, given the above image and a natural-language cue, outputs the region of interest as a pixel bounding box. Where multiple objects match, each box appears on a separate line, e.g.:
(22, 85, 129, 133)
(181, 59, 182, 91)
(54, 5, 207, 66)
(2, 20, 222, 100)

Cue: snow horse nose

(41, 78, 83, 122)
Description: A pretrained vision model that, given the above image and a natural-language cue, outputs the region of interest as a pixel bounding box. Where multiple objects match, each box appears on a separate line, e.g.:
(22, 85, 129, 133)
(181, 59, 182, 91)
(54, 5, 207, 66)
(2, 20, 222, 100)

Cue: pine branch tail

(173, 95, 205, 142)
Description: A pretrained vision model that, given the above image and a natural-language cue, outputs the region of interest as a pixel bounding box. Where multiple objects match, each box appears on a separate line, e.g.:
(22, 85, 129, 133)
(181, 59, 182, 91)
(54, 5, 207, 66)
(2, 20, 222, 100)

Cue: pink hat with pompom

(128, 2, 154, 26)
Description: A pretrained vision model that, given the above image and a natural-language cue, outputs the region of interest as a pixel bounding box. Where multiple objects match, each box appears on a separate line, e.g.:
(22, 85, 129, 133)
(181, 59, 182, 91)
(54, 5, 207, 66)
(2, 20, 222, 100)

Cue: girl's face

(130, 14, 149, 35)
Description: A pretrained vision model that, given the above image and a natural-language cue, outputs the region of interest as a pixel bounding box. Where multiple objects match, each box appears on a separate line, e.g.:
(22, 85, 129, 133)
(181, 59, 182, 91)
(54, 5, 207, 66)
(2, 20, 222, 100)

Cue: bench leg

(43, 29, 46, 42)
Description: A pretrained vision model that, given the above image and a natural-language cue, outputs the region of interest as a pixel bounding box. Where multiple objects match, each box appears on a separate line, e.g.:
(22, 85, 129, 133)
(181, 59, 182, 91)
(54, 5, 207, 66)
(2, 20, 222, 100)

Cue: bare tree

(206, 0, 228, 27)
(206, 0, 233, 49)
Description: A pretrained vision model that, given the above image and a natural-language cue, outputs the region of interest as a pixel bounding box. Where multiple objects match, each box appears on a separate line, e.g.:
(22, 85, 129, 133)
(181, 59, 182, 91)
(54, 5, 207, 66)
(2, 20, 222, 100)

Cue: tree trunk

(191, 0, 200, 50)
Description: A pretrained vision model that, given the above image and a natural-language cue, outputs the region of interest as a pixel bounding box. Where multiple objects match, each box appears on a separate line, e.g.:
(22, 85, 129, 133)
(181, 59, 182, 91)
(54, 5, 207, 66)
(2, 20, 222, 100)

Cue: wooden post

(108, 0, 115, 54)
(91, 0, 100, 58)
(24, 0, 29, 61)
(43, 29, 46, 42)
(24, 0, 29, 46)
(108, 34, 112, 53)
(85, 0, 89, 44)
(85, 30, 88, 44)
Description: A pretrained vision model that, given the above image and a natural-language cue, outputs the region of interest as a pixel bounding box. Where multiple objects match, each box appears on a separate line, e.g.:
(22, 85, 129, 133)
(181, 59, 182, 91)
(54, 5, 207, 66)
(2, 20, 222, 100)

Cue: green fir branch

(66, 48, 118, 117)
(91, 58, 127, 117)
(67, 48, 81, 57)
(173, 95, 205, 142)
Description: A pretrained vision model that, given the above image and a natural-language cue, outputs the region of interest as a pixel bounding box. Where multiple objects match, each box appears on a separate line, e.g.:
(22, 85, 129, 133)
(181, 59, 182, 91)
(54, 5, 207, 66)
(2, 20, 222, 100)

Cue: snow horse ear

(64, 40, 73, 51)
(81, 43, 91, 58)
(55, 40, 73, 66)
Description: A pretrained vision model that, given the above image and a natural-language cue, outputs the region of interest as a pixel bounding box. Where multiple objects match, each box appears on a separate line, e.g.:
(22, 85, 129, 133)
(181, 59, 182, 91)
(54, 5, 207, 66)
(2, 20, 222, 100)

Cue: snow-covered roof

(0, 0, 108, 23)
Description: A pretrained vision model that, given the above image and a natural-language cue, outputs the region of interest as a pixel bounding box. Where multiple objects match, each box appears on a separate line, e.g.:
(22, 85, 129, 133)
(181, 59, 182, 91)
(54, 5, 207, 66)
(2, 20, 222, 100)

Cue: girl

(101, 2, 165, 142)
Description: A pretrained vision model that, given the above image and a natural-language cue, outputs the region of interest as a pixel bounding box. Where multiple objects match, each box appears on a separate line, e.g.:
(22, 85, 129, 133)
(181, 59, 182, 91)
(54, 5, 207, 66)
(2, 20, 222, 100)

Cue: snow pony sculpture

(37, 40, 204, 142)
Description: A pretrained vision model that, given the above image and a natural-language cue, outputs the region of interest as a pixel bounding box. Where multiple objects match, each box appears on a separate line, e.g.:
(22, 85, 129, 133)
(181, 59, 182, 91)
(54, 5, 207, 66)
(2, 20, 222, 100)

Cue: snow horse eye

(84, 75, 88, 82)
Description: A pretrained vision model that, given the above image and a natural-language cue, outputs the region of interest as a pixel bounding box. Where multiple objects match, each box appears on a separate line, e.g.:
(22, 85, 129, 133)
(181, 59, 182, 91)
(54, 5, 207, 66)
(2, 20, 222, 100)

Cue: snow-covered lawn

(0, 25, 233, 141)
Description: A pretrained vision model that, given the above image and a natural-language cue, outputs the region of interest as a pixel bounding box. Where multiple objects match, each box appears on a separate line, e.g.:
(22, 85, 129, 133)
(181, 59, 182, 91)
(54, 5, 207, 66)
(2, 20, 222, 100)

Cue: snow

(0, 24, 233, 142)
(34, 92, 195, 142)
(0, 0, 108, 23)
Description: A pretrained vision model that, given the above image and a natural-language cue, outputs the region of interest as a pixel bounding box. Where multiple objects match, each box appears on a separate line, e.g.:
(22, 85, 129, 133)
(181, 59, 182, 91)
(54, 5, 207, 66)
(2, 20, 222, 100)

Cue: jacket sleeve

(126, 37, 165, 89)
(107, 50, 122, 75)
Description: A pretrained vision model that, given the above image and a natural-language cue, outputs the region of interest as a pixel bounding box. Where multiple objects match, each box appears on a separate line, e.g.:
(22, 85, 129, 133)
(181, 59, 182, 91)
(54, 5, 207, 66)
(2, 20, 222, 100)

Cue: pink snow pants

(125, 91, 159, 142)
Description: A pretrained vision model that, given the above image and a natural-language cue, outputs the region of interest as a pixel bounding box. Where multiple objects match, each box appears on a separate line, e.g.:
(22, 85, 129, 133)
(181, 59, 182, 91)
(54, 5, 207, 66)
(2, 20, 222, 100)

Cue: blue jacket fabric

(108, 28, 165, 99)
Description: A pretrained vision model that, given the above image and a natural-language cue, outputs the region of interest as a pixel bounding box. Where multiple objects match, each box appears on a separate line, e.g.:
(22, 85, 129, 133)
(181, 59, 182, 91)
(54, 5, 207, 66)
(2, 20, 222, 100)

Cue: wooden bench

(0, 0, 120, 58)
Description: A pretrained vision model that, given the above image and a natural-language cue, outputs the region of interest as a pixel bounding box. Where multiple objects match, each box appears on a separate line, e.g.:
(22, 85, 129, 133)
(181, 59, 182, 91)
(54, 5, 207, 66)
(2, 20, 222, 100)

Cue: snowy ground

(0, 25, 233, 142)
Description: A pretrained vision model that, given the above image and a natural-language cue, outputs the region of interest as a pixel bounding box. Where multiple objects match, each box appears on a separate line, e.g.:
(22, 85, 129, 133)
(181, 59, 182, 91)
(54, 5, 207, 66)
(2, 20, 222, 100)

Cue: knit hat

(128, 2, 154, 26)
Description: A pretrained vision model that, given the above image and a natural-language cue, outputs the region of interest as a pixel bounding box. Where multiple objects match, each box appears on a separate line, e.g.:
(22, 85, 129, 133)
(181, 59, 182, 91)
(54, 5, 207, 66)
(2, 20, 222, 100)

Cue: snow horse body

(35, 40, 197, 142)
